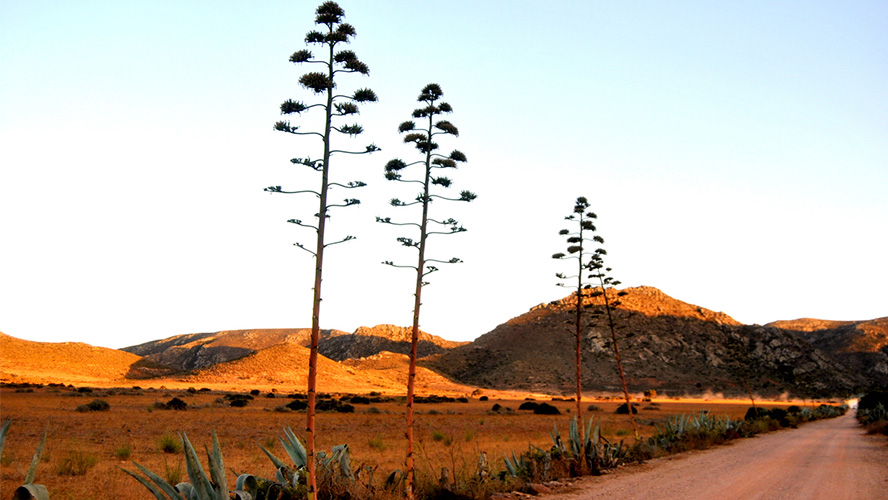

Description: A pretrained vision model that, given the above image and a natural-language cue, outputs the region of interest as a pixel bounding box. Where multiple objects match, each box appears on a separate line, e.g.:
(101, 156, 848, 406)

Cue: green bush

(114, 443, 132, 460)
(75, 399, 110, 412)
(159, 433, 181, 454)
(56, 449, 98, 476)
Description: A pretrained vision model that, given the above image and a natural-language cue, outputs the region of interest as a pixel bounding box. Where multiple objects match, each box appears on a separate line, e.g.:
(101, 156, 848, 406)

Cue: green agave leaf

(207, 431, 227, 496)
(235, 473, 259, 493)
(175, 482, 197, 500)
(12, 483, 50, 500)
(258, 443, 288, 469)
(181, 433, 213, 499)
(24, 430, 47, 484)
(0, 418, 10, 458)
(121, 462, 187, 500)
(281, 425, 307, 467)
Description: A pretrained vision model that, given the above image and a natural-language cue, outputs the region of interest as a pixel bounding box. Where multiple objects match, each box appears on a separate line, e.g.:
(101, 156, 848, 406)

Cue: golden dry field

(0, 385, 817, 500)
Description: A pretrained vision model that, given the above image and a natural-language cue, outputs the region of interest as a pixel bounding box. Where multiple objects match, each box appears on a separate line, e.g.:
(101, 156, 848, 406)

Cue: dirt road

(553, 413, 888, 500)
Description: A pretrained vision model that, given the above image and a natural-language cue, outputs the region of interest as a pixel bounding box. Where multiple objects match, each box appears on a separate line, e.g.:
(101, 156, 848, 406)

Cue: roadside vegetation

(856, 391, 888, 436)
(0, 386, 849, 499)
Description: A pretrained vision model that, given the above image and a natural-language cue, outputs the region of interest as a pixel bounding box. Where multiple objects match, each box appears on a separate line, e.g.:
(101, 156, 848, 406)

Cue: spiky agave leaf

(281, 425, 307, 468)
(121, 461, 188, 500)
(207, 431, 227, 497)
(24, 430, 47, 484)
(181, 433, 214, 500)
(0, 418, 9, 457)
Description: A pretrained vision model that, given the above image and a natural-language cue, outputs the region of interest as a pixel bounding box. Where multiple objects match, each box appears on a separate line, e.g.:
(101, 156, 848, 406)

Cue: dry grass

(0, 386, 822, 499)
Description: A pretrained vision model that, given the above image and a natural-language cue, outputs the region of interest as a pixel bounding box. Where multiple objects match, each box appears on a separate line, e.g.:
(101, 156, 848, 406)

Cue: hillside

(0, 332, 175, 385)
(123, 325, 467, 371)
(179, 344, 474, 395)
(767, 317, 888, 388)
(423, 287, 863, 397)
(121, 328, 347, 371)
(319, 324, 469, 361)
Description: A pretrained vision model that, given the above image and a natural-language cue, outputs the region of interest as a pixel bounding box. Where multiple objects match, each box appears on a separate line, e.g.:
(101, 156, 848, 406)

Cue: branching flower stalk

(266, 3, 377, 498)
(552, 196, 603, 449)
(377, 83, 476, 500)
(588, 248, 640, 441)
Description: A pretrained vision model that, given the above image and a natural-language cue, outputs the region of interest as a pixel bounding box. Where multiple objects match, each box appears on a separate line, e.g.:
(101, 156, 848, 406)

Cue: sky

(1, 1, 886, 349)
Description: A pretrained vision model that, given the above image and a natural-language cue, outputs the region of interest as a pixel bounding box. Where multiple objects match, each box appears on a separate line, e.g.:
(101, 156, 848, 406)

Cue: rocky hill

(121, 328, 346, 371)
(123, 325, 467, 371)
(422, 287, 864, 398)
(767, 317, 888, 388)
(319, 324, 469, 361)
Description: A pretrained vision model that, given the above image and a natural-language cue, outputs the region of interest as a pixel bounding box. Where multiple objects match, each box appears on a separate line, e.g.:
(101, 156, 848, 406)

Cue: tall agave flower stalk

(553, 196, 603, 449)
(377, 83, 476, 500)
(267, 3, 377, 498)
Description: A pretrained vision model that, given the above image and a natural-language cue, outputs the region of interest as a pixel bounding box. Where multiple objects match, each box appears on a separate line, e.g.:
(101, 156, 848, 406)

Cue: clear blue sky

(1, 1, 886, 349)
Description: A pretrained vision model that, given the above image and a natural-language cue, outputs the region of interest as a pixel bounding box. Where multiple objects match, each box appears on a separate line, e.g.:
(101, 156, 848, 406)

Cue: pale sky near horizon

(1, 1, 886, 350)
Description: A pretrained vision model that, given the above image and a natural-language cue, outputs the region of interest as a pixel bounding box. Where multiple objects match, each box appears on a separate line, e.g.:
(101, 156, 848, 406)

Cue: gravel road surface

(551, 412, 888, 500)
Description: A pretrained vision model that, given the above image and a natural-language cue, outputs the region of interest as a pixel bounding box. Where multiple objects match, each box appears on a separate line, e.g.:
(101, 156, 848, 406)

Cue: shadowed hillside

(768, 317, 888, 388)
(123, 325, 467, 371)
(319, 324, 469, 361)
(422, 287, 863, 397)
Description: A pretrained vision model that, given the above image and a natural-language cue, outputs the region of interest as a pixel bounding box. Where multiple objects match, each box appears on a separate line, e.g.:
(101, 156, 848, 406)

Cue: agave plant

(2, 419, 51, 500)
(121, 431, 253, 500)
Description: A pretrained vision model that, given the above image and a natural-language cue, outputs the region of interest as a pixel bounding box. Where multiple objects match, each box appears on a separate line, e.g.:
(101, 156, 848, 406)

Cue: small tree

(552, 196, 602, 445)
(266, 3, 377, 498)
(377, 83, 476, 500)
(587, 247, 640, 440)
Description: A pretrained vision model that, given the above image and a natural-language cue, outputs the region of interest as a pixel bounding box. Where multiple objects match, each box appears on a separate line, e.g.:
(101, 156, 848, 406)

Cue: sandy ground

(552, 412, 888, 500)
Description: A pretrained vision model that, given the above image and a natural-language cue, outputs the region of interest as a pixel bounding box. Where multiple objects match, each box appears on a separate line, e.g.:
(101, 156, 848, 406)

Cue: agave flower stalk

(552, 196, 603, 450)
(377, 83, 476, 500)
(266, 3, 377, 498)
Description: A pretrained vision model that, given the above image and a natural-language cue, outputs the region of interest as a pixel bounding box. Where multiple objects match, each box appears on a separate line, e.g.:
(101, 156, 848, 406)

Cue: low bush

(159, 433, 181, 454)
(56, 450, 98, 476)
(166, 397, 188, 410)
(533, 403, 560, 415)
(517, 402, 538, 411)
(615, 403, 638, 415)
(75, 399, 110, 412)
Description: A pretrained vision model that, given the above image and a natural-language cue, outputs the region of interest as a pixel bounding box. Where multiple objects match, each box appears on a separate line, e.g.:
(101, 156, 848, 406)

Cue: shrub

(491, 404, 503, 412)
(114, 443, 132, 461)
(615, 403, 638, 415)
(159, 433, 181, 454)
(166, 397, 188, 410)
(230, 398, 249, 408)
(479, 396, 489, 401)
(349, 396, 370, 405)
(250, 389, 260, 396)
(533, 403, 560, 415)
(744, 407, 770, 421)
(76, 399, 110, 412)
(56, 449, 98, 476)
(368, 435, 386, 451)
(287, 400, 308, 411)
(266, 392, 276, 398)
(787, 405, 802, 414)
(517, 402, 538, 411)
(587, 404, 602, 412)
(76, 387, 93, 393)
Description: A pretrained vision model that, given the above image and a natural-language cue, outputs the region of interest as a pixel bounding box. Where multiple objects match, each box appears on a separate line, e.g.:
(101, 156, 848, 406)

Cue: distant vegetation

(856, 391, 888, 435)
